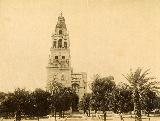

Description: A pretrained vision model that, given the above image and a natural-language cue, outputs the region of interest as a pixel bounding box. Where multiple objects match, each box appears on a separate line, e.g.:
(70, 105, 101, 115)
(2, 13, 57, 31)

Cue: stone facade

(46, 14, 87, 100)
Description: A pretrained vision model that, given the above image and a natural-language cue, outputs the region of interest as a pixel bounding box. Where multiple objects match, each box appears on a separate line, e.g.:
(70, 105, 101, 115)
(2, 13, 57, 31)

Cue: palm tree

(123, 68, 159, 121)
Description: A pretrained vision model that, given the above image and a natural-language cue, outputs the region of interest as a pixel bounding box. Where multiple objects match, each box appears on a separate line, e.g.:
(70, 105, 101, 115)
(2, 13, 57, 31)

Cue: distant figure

(96, 112, 98, 118)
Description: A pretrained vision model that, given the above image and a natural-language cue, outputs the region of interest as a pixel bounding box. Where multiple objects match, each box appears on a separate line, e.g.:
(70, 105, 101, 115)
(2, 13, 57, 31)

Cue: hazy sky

(1, 0, 160, 92)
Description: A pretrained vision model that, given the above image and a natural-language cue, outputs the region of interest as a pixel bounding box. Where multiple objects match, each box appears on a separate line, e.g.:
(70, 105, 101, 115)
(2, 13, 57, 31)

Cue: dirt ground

(1, 115, 160, 121)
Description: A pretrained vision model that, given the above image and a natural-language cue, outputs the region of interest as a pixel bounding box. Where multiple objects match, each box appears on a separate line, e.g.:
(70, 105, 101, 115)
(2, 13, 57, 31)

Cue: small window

(59, 30, 62, 34)
(55, 56, 58, 59)
(62, 56, 65, 59)
(64, 42, 67, 48)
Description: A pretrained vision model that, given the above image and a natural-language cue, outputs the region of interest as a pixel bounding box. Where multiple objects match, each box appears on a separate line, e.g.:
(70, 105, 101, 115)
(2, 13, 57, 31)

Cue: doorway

(72, 93, 79, 112)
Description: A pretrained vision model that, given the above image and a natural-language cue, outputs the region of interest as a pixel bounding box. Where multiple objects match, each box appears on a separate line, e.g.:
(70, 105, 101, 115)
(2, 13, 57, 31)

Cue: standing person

(86, 110, 88, 116)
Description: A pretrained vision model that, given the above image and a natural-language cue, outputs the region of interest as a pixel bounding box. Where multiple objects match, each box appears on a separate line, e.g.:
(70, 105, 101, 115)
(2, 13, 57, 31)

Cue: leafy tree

(0, 85, 74, 120)
(91, 75, 116, 121)
(79, 93, 91, 116)
(123, 68, 159, 121)
(0, 92, 7, 117)
(71, 92, 79, 112)
(23, 93, 35, 118)
(113, 83, 134, 120)
(1, 88, 30, 120)
(141, 89, 157, 116)
(48, 81, 76, 119)
(153, 96, 160, 114)
(1, 92, 15, 118)
(30, 88, 50, 121)
(13, 88, 30, 121)
(48, 81, 64, 120)
(0, 92, 6, 104)
(56, 87, 73, 118)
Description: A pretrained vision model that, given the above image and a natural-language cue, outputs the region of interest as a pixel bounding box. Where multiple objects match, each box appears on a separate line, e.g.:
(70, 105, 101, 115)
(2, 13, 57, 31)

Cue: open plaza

(1, 113, 160, 121)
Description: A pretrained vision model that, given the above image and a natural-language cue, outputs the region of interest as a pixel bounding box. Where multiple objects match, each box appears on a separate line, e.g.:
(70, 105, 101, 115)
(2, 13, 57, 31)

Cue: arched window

(59, 30, 62, 34)
(64, 42, 67, 48)
(72, 83, 79, 93)
(53, 41, 56, 48)
(58, 39, 62, 48)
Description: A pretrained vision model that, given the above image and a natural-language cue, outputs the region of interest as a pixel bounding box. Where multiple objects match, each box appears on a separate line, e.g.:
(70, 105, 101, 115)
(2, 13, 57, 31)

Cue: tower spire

(56, 12, 66, 30)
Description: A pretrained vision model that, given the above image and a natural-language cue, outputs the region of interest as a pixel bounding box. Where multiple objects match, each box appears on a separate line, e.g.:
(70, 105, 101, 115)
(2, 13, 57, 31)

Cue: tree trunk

(51, 108, 53, 116)
(60, 111, 62, 118)
(84, 109, 86, 114)
(95, 109, 97, 114)
(55, 110, 56, 121)
(59, 111, 60, 118)
(63, 111, 65, 118)
(104, 112, 106, 121)
(16, 110, 21, 121)
(130, 111, 133, 118)
(134, 89, 141, 121)
(53, 109, 55, 116)
(37, 116, 39, 121)
(147, 111, 150, 117)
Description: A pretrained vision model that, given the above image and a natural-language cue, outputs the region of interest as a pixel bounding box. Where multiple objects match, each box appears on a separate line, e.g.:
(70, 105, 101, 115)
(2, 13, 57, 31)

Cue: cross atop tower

(60, 12, 63, 17)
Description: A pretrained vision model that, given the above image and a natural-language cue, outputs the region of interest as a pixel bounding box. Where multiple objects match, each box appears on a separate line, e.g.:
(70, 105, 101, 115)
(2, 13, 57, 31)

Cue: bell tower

(46, 13, 72, 89)
(46, 13, 87, 100)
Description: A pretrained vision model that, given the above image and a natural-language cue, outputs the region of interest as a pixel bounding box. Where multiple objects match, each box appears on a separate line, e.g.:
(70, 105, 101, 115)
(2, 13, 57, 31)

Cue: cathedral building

(46, 14, 87, 100)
